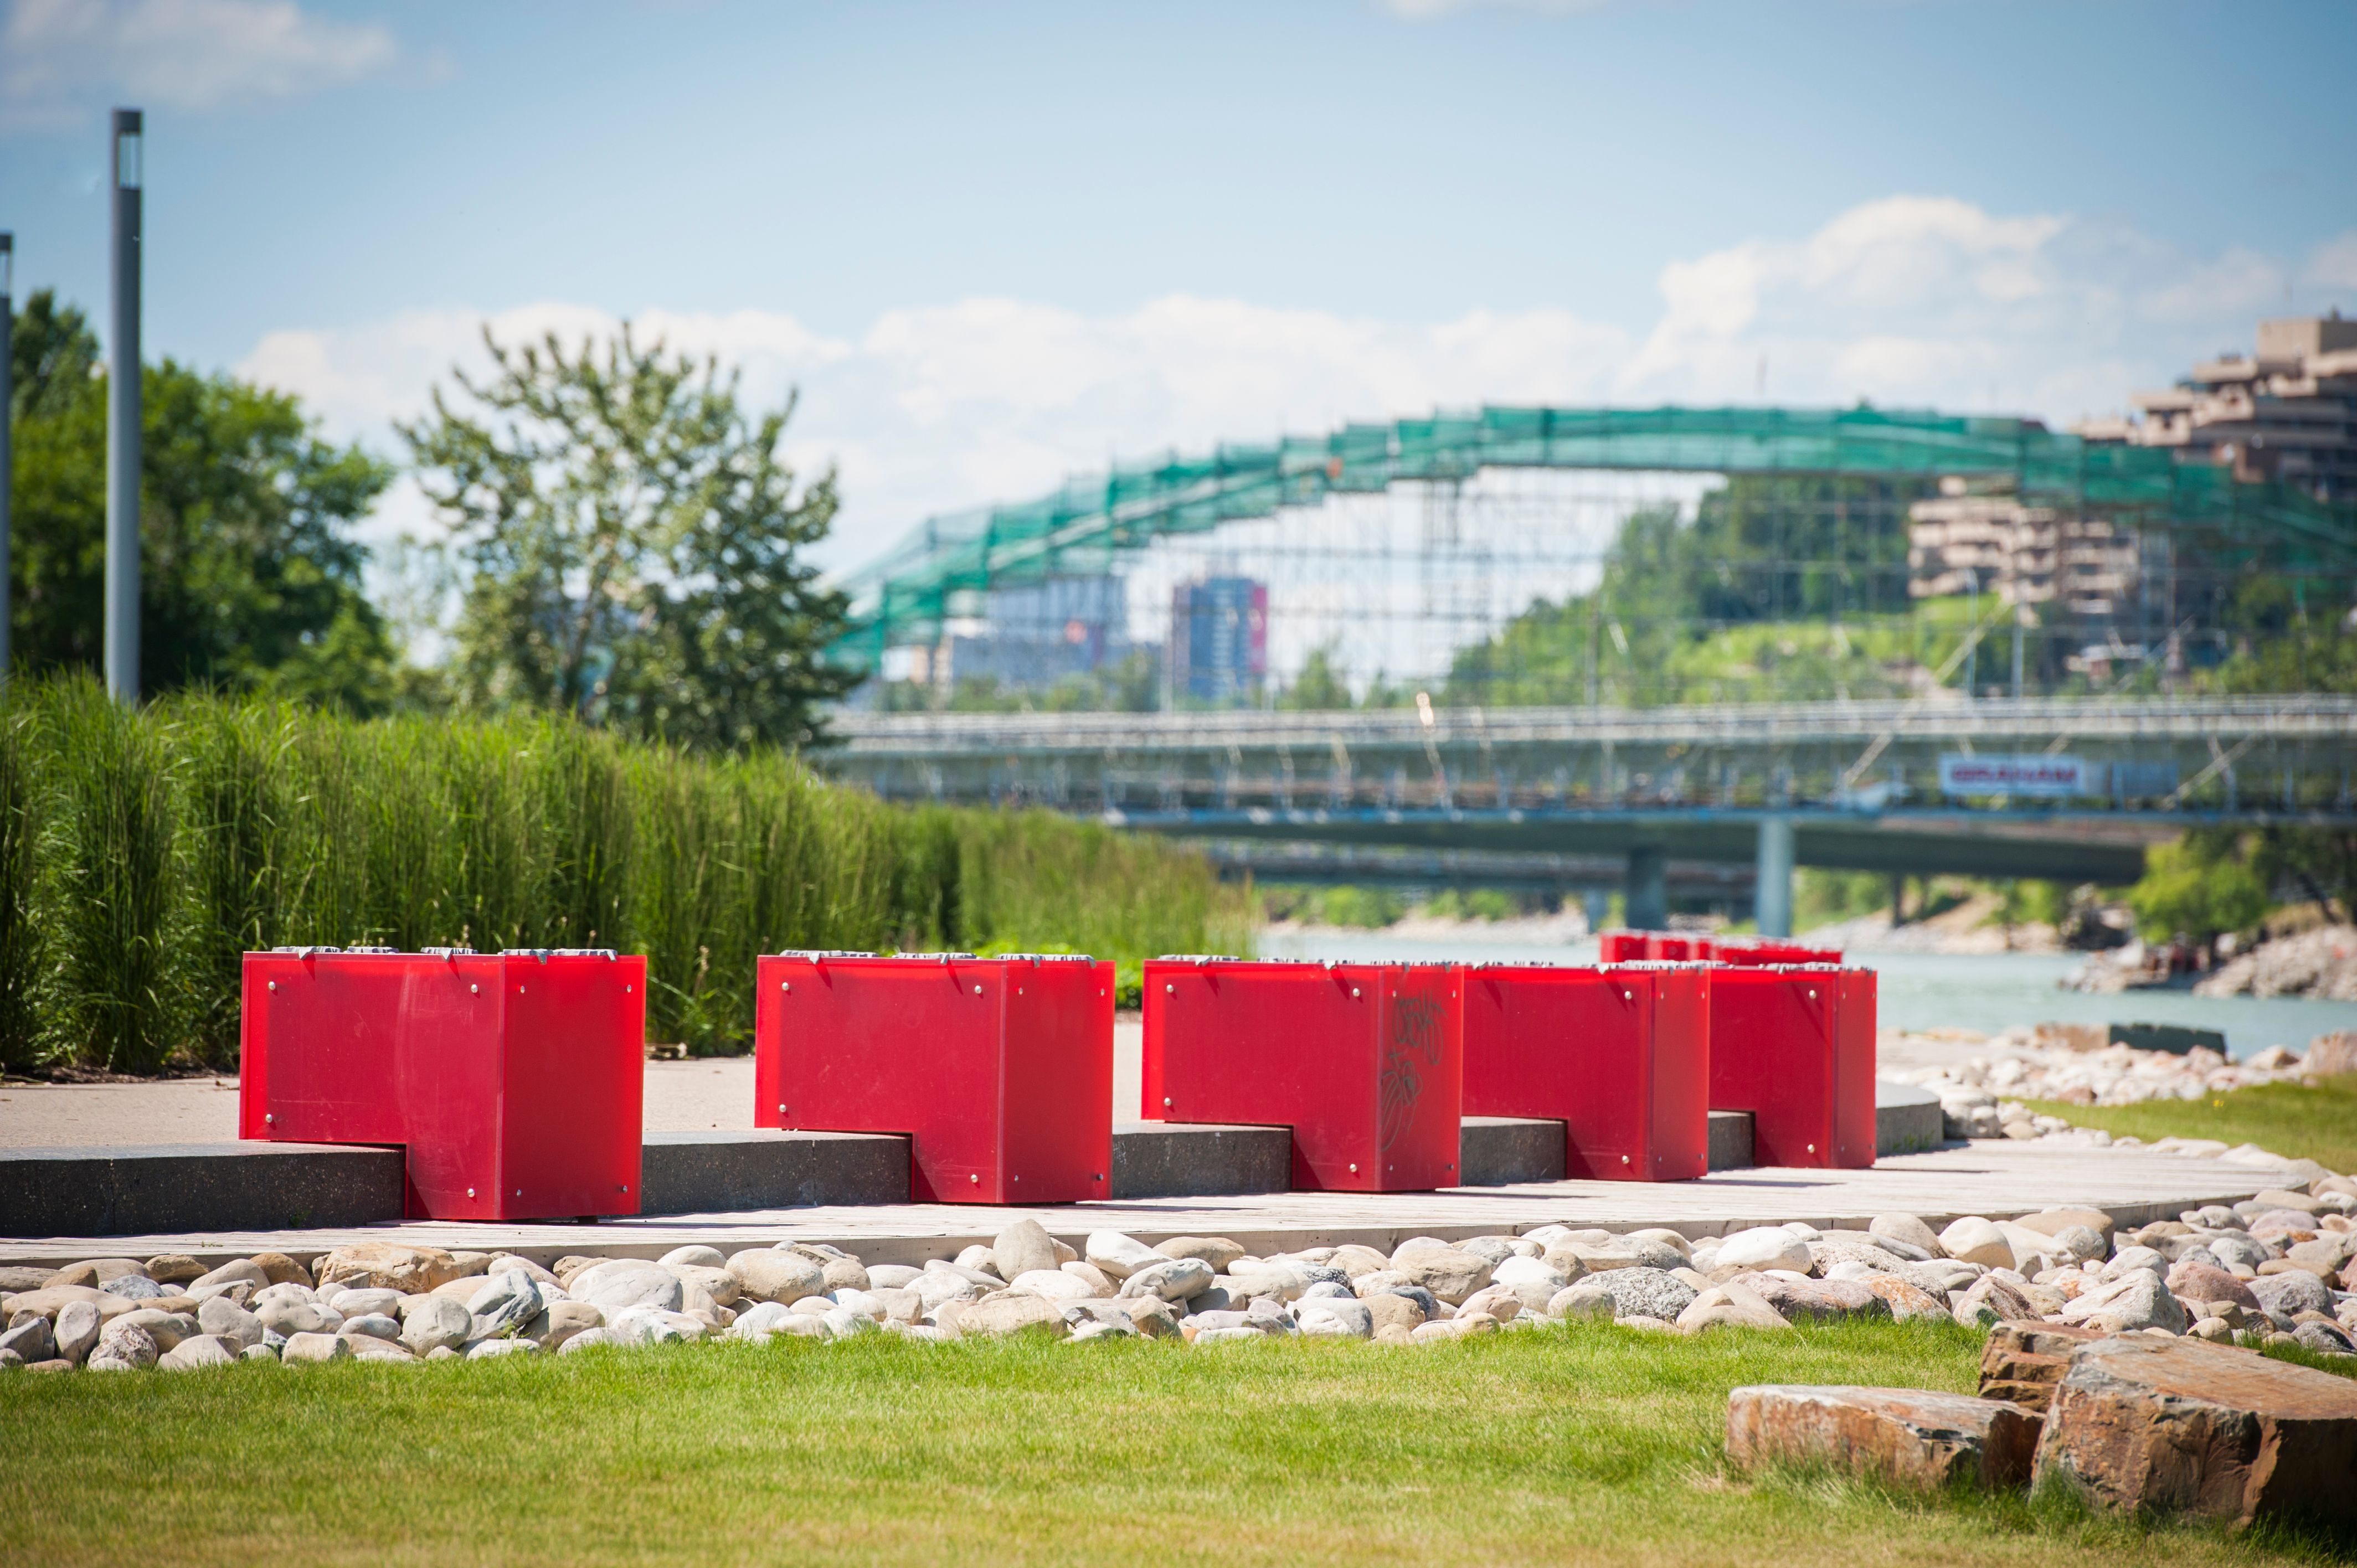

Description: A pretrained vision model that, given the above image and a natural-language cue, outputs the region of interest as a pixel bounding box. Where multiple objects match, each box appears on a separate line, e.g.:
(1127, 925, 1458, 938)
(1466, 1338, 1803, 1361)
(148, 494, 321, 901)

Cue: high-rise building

(935, 574, 1136, 692)
(2076, 312, 2357, 503)
(1169, 576, 1267, 704)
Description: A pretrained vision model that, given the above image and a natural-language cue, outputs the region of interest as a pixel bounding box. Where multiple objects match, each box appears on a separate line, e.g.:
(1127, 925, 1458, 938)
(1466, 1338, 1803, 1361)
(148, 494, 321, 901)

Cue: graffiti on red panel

(1378, 993, 1445, 1152)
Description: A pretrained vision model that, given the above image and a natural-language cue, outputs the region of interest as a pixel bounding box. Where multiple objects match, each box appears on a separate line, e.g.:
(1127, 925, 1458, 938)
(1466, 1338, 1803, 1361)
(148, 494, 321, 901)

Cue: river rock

(2293, 1320, 2355, 1356)
(339, 1313, 403, 1343)
(0, 1316, 57, 1364)
(2060, 1272, 2188, 1334)
(1583, 1267, 1697, 1322)
(1938, 1218, 2014, 1269)
(54, 1300, 101, 1364)
(158, 1334, 240, 1371)
(315, 1244, 464, 1294)
(109, 1310, 195, 1353)
(400, 1296, 473, 1355)
(960, 1294, 1070, 1338)
(188, 1258, 270, 1298)
(2036, 1333, 2357, 1526)
(256, 1297, 342, 1337)
(1950, 1274, 2039, 1328)
(1864, 1213, 1941, 1255)
(2098, 1245, 2170, 1282)
(1083, 1231, 1168, 1281)
(276, 1329, 350, 1364)
(1393, 1248, 1493, 1304)
(1854, 1273, 1951, 1322)
(1121, 1297, 1182, 1338)
(1712, 1227, 1814, 1274)
(1745, 1276, 1891, 1323)
(1155, 1236, 1246, 1273)
(1549, 1281, 1614, 1319)
(1297, 1298, 1375, 1337)
(1119, 1258, 1215, 1302)
(1550, 1236, 1685, 1275)
(991, 1218, 1061, 1282)
(722, 1250, 822, 1306)
(1364, 1293, 1425, 1334)
(2165, 1257, 2260, 1308)
(1010, 1270, 1096, 1304)
(1676, 1281, 1789, 1332)
(2247, 1270, 2332, 1318)
(1457, 1285, 1525, 1322)
(326, 1287, 404, 1320)
(1728, 1385, 2042, 1491)
(466, 1270, 545, 1337)
(100, 1275, 170, 1302)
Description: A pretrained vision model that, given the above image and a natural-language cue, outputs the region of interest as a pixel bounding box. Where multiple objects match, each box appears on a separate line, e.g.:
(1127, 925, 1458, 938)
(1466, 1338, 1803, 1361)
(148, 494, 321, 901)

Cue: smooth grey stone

(0, 1316, 56, 1364)
(198, 1297, 265, 1349)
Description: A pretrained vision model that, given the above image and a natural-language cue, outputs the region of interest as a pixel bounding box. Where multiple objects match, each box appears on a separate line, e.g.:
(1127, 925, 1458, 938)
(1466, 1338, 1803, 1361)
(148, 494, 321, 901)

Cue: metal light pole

(1, 231, 13, 687)
(104, 109, 142, 703)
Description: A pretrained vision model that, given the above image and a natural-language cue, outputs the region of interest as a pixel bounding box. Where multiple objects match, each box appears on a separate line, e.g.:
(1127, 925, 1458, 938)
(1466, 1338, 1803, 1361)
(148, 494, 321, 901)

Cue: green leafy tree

(2127, 831, 2269, 951)
(7, 291, 397, 704)
(1277, 643, 1354, 709)
(403, 326, 854, 750)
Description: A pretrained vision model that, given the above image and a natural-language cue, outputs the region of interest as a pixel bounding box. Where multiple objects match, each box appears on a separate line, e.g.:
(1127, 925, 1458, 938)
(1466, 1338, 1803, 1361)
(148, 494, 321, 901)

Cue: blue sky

(4, 0, 2355, 571)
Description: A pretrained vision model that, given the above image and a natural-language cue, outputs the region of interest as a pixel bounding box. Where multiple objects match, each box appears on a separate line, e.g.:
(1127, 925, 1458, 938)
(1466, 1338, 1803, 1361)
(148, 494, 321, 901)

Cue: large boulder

(1976, 1320, 2109, 1413)
(1728, 1385, 2042, 1490)
(313, 1244, 465, 1294)
(2035, 1334, 2357, 1527)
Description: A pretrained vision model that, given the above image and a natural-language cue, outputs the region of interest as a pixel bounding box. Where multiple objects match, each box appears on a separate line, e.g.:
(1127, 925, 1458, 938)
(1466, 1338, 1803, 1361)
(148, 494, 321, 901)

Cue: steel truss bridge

(818, 695, 2357, 932)
(833, 404, 2357, 667)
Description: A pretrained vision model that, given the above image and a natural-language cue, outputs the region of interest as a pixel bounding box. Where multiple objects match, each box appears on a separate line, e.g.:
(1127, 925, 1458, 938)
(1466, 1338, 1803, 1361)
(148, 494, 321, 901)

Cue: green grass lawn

(2024, 1074, 2357, 1175)
(3, 1321, 2348, 1566)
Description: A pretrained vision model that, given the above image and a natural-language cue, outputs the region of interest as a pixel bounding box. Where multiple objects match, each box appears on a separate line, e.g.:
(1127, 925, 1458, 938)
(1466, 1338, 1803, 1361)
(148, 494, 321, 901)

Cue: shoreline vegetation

(0, 679, 1249, 1075)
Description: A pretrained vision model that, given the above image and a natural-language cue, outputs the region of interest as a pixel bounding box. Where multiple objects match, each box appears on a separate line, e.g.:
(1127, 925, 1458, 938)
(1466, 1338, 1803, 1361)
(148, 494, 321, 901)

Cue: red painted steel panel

(1597, 932, 1649, 963)
(1704, 964, 1876, 1169)
(753, 952, 1112, 1205)
(1141, 959, 1462, 1192)
(239, 948, 645, 1220)
(1714, 940, 1843, 967)
(1463, 963, 1707, 1181)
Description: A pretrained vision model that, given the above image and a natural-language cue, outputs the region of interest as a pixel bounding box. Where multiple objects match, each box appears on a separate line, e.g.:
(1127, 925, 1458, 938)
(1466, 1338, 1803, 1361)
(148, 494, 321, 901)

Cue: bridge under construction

(821, 399, 2357, 930)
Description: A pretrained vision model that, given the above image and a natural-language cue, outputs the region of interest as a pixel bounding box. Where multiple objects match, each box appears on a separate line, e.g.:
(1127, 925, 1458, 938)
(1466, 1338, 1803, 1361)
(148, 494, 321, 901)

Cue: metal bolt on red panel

(1463, 962, 1708, 1182)
(239, 947, 646, 1221)
(753, 950, 1113, 1205)
(1141, 957, 1463, 1193)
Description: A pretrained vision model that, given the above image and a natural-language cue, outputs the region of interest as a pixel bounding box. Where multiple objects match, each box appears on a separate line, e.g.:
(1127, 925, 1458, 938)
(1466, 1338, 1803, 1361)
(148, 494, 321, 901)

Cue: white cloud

(2305, 231, 2357, 293)
(236, 194, 2328, 580)
(3, 0, 394, 121)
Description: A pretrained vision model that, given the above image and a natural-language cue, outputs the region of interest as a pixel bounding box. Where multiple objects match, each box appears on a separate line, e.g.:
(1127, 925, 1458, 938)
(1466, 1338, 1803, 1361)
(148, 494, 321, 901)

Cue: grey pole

(1753, 813, 1794, 938)
(104, 109, 142, 703)
(1624, 845, 1667, 932)
(1, 232, 13, 688)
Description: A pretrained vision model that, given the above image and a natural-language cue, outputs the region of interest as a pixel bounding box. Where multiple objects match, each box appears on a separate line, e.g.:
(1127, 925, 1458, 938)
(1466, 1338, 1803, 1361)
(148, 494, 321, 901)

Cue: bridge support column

(1625, 847, 1666, 932)
(1754, 814, 1794, 938)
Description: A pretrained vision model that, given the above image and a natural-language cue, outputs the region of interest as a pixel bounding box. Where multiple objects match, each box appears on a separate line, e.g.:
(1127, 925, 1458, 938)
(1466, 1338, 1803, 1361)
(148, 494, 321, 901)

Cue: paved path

(0, 1140, 2278, 1271)
(3, 1026, 1157, 1147)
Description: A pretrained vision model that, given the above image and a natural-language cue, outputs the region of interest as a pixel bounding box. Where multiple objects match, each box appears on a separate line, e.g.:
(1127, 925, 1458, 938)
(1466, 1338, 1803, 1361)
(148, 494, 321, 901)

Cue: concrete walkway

(0, 1139, 2279, 1272)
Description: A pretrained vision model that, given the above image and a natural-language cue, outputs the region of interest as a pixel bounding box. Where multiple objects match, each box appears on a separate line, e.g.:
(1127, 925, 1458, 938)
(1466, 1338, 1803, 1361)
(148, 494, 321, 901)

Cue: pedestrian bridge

(817, 694, 2357, 932)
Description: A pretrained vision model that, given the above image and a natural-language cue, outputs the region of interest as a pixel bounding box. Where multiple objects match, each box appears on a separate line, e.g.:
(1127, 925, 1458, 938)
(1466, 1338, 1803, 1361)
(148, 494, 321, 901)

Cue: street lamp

(105, 108, 142, 702)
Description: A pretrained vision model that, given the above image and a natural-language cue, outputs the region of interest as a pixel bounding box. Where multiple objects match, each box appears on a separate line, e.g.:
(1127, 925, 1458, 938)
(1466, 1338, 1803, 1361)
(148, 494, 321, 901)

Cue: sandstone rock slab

(1977, 1320, 2109, 1413)
(2034, 1333, 2357, 1527)
(1728, 1385, 2042, 1490)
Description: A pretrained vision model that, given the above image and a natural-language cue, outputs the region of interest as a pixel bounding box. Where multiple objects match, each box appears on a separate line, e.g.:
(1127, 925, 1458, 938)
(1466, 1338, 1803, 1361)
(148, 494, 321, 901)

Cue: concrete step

(1109, 1121, 1290, 1199)
(0, 1142, 405, 1237)
(640, 1130, 908, 1216)
(1710, 1110, 1756, 1172)
(1460, 1117, 1566, 1185)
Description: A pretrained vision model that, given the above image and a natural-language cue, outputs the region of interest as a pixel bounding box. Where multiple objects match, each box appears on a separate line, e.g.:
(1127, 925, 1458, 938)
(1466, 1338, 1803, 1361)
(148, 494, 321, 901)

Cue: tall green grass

(0, 677, 1250, 1072)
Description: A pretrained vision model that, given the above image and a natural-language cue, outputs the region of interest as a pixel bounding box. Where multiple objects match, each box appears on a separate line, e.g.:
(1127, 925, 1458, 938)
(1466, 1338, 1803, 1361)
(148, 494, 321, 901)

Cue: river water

(1254, 930, 2356, 1061)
